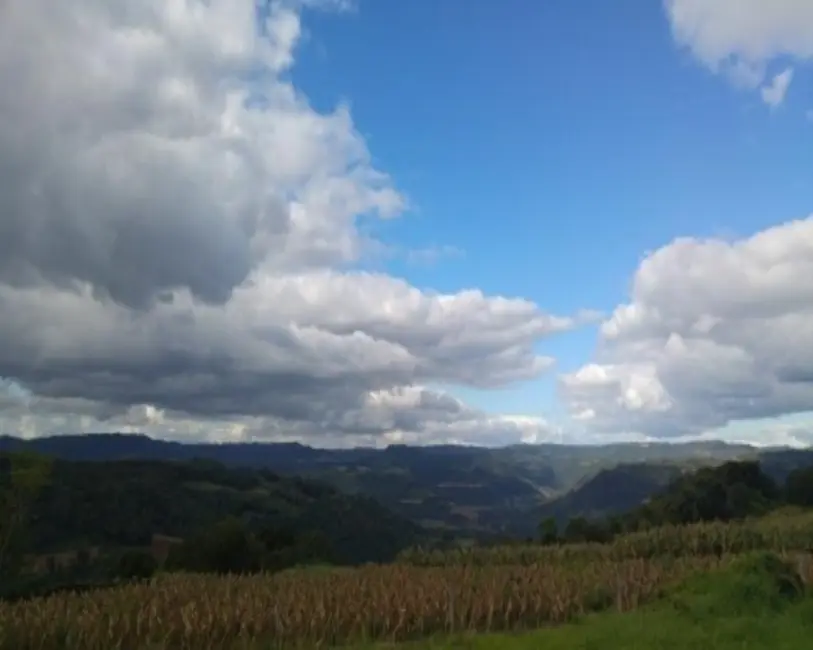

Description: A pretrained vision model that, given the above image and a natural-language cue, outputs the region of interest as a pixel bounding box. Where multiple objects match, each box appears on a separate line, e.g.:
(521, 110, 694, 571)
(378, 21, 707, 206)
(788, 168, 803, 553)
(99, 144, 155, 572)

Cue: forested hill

(1, 455, 425, 565)
(534, 450, 813, 527)
(537, 462, 687, 523)
(604, 459, 813, 535)
(0, 434, 763, 480)
(0, 433, 770, 537)
(532, 459, 813, 547)
(4, 434, 811, 541)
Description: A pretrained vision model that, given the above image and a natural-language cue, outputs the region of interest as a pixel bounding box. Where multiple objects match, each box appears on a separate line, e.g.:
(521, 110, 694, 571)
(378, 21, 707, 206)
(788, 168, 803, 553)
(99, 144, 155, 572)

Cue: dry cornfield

(398, 512, 813, 567)
(1, 554, 797, 650)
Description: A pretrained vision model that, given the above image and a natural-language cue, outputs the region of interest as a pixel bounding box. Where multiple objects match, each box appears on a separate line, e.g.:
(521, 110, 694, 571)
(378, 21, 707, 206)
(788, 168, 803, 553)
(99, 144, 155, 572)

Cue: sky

(0, 0, 812, 448)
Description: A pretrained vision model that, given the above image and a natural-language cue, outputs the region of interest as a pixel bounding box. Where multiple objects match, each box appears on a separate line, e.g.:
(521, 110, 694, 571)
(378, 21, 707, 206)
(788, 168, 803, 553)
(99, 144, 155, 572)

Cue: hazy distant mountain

(0, 433, 799, 538)
(757, 448, 813, 482)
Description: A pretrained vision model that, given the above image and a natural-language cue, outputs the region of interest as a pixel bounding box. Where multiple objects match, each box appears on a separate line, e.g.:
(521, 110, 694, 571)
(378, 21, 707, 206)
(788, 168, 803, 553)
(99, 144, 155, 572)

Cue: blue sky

(289, 0, 813, 422)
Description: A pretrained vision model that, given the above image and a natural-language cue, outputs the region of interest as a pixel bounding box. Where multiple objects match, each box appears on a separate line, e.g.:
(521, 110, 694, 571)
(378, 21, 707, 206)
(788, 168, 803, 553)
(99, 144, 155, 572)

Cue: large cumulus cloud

(561, 216, 813, 441)
(563, 0, 813, 443)
(0, 0, 577, 445)
(665, 0, 813, 106)
(0, 0, 405, 307)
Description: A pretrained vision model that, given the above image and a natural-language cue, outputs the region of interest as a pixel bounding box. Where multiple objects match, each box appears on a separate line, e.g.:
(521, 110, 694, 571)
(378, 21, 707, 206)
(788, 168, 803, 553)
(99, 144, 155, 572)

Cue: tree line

(0, 452, 412, 600)
(538, 460, 813, 545)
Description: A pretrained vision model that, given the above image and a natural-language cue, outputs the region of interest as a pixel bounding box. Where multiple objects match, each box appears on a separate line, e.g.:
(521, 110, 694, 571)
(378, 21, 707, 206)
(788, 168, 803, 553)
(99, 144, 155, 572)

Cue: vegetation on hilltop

(0, 452, 52, 579)
(0, 433, 778, 537)
(629, 460, 781, 526)
(0, 451, 425, 592)
(536, 462, 686, 525)
(531, 460, 813, 547)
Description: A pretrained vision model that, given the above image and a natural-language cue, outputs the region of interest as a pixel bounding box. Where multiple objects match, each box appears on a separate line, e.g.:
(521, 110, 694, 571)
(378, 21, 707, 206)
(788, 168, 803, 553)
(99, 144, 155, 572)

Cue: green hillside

(0, 434, 773, 538)
(1, 454, 425, 566)
(536, 462, 686, 523)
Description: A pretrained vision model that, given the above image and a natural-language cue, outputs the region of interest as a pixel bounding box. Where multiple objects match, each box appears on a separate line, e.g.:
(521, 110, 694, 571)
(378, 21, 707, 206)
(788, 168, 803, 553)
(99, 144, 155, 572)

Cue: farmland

(398, 509, 813, 566)
(3, 512, 813, 649)
(4, 453, 813, 648)
(0, 557, 720, 648)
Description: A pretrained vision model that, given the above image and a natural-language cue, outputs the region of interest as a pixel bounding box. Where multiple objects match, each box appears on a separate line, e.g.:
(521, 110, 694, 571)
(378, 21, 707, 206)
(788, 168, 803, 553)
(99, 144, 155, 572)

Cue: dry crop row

(0, 556, 742, 650)
(399, 512, 813, 566)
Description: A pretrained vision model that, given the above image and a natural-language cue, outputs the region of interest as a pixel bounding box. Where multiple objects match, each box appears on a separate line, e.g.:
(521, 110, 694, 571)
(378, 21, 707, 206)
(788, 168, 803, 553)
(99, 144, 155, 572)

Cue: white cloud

(561, 216, 813, 440)
(0, 0, 582, 446)
(406, 245, 465, 267)
(0, 380, 563, 448)
(0, 0, 403, 307)
(760, 67, 794, 107)
(688, 413, 813, 448)
(665, 0, 813, 100)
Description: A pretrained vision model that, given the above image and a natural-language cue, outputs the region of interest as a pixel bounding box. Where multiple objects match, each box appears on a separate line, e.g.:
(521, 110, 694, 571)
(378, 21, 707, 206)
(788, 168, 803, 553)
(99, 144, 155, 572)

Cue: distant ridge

(2, 432, 807, 538)
(0, 431, 773, 456)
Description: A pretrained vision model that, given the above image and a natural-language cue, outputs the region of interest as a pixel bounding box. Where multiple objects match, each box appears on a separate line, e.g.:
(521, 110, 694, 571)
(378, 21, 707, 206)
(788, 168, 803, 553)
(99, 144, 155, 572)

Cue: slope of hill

(0, 433, 799, 538)
(618, 460, 784, 529)
(504, 440, 761, 491)
(0, 435, 558, 537)
(3, 455, 424, 565)
(537, 462, 686, 523)
(758, 449, 813, 482)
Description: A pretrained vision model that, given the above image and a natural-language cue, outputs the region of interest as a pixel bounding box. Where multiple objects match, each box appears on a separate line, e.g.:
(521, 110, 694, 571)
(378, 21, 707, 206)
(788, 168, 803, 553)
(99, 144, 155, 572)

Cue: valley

(2, 434, 796, 539)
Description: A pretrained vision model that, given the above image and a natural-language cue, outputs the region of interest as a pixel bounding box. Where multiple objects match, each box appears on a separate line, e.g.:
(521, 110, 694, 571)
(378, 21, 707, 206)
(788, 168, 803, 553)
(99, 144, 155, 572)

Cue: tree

(537, 516, 559, 546)
(563, 516, 612, 544)
(0, 452, 52, 578)
(563, 517, 590, 543)
(115, 549, 157, 580)
(166, 517, 265, 575)
(784, 466, 813, 507)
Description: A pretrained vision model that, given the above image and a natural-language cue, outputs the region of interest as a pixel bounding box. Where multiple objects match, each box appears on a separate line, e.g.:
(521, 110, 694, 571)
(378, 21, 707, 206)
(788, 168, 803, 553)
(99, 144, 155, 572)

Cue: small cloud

(407, 245, 465, 267)
(573, 309, 605, 326)
(727, 59, 766, 90)
(806, 110, 813, 123)
(760, 67, 794, 108)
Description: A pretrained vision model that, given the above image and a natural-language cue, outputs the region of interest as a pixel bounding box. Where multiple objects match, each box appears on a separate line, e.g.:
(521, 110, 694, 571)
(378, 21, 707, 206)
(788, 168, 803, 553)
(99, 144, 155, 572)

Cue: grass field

(360, 603, 813, 650)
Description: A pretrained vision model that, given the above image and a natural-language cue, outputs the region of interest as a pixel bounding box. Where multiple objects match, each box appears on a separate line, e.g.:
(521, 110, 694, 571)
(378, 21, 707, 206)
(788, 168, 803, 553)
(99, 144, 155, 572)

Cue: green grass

(355, 552, 813, 650)
(381, 602, 813, 649)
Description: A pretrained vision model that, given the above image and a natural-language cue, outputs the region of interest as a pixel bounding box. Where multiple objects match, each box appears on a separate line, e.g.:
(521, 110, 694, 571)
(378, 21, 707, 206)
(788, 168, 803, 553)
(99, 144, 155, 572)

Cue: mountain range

(2, 433, 811, 538)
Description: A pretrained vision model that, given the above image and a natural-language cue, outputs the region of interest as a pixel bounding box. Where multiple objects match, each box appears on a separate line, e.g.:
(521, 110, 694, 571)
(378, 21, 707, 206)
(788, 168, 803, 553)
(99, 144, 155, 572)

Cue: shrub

(115, 549, 156, 581)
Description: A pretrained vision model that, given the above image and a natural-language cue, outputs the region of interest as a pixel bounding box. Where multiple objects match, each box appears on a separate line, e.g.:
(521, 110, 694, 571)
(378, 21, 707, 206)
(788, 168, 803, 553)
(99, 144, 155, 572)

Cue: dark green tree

(115, 549, 157, 580)
(166, 517, 265, 575)
(784, 466, 813, 507)
(563, 517, 591, 543)
(0, 452, 52, 578)
(537, 516, 559, 546)
(562, 516, 612, 544)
